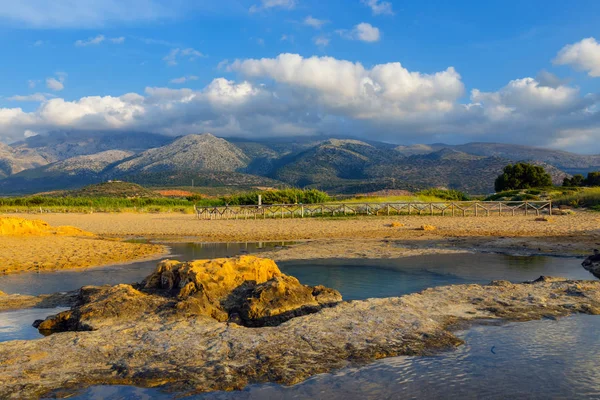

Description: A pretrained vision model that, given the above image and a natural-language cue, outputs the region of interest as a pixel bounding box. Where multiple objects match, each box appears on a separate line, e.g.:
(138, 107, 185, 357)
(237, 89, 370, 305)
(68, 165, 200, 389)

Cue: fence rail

(194, 201, 553, 220)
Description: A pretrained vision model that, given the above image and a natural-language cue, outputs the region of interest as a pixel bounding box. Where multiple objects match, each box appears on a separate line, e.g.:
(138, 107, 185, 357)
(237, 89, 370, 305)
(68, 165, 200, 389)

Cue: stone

(582, 249, 600, 279)
(35, 256, 343, 331)
(3, 276, 600, 399)
(0, 216, 94, 237)
(388, 222, 404, 228)
(419, 225, 437, 231)
(535, 216, 555, 222)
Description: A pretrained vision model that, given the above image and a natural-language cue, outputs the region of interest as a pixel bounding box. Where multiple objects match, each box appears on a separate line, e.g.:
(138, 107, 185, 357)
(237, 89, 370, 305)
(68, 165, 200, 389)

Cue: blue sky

(1, 0, 600, 153)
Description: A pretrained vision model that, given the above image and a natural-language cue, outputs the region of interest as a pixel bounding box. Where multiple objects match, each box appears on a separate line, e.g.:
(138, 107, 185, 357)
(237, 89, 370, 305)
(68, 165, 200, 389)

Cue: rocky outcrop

(582, 249, 600, 279)
(0, 217, 94, 237)
(0, 291, 78, 312)
(35, 256, 342, 332)
(1, 276, 600, 399)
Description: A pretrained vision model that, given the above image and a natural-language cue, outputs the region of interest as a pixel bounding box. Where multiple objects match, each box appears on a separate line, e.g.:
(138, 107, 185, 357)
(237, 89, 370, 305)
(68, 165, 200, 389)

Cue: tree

(563, 174, 585, 187)
(494, 163, 553, 192)
(586, 172, 600, 187)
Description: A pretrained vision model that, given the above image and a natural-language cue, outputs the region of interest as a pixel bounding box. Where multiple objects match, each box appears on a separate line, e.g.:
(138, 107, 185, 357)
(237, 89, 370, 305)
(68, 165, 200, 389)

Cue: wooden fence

(195, 201, 553, 220)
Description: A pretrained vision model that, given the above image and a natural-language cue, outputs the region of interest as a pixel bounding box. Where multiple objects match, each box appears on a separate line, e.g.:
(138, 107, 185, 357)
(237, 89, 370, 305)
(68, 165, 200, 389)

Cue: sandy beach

(2, 212, 599, 273)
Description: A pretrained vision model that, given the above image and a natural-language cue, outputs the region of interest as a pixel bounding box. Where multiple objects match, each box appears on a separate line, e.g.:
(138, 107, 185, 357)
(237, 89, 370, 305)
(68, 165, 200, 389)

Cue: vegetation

(552, 187, 600, 210)
(415, 189, 470, 201)
(563, 171, 600, 187)
(222, 189, 331, 205)
(494, 163, 553, 192)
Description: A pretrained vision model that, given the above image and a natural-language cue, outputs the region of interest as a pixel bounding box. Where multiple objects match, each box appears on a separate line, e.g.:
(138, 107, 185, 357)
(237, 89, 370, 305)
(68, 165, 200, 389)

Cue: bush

(494, 163, 553, 192)
(222, 189, 331, 205)
(416, 189, 470, 201)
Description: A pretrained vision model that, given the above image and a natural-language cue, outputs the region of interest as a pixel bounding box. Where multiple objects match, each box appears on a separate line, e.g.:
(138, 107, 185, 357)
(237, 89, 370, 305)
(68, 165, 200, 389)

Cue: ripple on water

(70, 315, 600, 400)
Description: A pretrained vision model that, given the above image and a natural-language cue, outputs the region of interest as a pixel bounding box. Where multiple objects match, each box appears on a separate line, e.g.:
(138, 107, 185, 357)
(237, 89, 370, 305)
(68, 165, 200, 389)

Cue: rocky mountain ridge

(0, 131, 596, 194)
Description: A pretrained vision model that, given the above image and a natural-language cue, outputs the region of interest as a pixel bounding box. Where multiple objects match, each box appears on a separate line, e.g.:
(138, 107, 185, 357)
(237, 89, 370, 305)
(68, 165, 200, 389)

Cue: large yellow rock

(143, 255, 282, 300)
(0, 217, 93, 237)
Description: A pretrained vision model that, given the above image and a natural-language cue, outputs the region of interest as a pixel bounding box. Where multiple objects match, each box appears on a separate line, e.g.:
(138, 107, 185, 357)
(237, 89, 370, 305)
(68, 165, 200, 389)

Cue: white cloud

(8, 93, 54, 102)
(337, 23, 381, 43)
(75, 34, 125, 46)
(28, 80, 38, 89)
(46, 78, 64, 92)
(33, 40, 44, 46)
(75, 34, 105, 47)
(554, 37, 600, 77)
(304, 16, 328, 29)
(170, 75, 199, 84)
(163, 47, 204, 66)
(1, 53, 600, 152)
(24, 130, 38, 138)
(361, 0, 394, 16)
(314, 36, 330, 47)
(0, 0, 177, 28)
(249, 0, 296, 13)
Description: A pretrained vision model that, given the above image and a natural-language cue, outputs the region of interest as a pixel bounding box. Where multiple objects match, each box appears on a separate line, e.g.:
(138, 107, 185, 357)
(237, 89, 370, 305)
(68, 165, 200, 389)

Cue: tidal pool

(73, 315, 600, 400)
(1, 243, 598, 399)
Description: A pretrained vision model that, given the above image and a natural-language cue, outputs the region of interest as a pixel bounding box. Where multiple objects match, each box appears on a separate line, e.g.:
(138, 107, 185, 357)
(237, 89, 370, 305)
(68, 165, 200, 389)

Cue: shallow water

(0, 307, 69, 343)
(71, 315, 600, 400)
(0, 244, 592, 298)
(2, 243, 598, 398)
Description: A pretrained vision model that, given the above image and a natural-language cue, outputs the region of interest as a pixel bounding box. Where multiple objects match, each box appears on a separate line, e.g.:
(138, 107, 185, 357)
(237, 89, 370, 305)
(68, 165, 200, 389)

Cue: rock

(0, 216, 94, 237)
(0, 290, 5, 296)
(388, 222, 404, 228)
(419, 225, 437, 231)
(535, 216, 555, 222)
(582, 249, 600, 279)
(224, 275, 342, 327)
(3, 276, 600, 399)
(36, 256, 343, 332)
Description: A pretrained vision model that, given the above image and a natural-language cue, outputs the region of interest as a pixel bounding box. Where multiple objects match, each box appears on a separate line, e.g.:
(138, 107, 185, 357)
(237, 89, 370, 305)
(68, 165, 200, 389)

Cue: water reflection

(0, 307, 69, 342)
(71, 315, 600, 400)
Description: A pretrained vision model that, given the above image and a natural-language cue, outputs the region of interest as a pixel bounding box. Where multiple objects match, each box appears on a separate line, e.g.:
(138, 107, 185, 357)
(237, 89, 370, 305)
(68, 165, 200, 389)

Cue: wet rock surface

(582, 249, 600, 279)
(1, 257, 600, 399)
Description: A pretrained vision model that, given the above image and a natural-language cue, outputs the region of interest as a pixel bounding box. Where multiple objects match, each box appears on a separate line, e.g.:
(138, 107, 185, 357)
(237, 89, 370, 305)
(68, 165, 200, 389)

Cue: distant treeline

(221, 189, 331, 205)
(563, 172, 600, 187)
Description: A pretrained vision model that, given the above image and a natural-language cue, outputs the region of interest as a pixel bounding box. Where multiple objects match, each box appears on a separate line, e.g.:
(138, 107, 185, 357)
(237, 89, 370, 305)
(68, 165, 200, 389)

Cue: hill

(0, 143, 49, 178)
(45, 182, 161, 198)
(109, 134, 249, 175)
(1, 131, 599, 195)
(11, 131, 171, 162)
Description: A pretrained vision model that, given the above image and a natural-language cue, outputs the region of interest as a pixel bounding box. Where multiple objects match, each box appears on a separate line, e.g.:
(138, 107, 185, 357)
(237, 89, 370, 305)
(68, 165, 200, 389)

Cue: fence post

(549, 201, 553, 216)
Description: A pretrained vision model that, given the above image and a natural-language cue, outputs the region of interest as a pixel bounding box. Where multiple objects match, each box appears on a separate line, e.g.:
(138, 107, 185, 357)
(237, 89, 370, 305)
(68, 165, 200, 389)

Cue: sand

(0, 216, 168, 274)
(2, 212, 599, 274)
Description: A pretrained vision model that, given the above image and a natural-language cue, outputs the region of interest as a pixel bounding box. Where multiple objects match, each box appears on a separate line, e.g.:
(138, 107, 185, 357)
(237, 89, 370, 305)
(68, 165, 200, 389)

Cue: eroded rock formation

(4, 255, 600, 399)
(0, 217, 94, 237)
(34, 256, 342, 332)
(582, 249, 600, 279)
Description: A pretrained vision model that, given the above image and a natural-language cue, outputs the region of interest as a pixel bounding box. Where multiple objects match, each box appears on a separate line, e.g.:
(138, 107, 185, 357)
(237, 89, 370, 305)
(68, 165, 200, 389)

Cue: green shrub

(416, 189, 470, 201)
(222, 189, 331, 205)
(494, 163, 552, 192)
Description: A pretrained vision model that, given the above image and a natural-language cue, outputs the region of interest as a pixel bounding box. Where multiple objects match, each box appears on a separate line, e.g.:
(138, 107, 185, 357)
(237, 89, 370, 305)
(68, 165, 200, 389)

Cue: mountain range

(1, 131, 598, 195)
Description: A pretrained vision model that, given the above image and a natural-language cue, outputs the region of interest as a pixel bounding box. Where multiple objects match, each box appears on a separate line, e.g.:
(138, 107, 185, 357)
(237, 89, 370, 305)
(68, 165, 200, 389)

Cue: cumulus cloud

(1, 52, 599, 152)
(361, 0, 394, 16)
(337, 23, 381, 42)
(170, 75, 199, 84)
(554, 37, 600, 77)
(249, 0, 296, 13)
(304, 16, 328, 29)
(110, 36, 126, 44)
(163, 48, 204, 66)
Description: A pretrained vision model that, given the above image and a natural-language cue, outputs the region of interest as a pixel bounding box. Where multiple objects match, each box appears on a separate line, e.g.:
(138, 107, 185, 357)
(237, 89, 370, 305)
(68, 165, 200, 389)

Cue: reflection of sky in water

(71, 315, 600, 400)
(0, 245, 591, 298)
(0, 308, 69, 342)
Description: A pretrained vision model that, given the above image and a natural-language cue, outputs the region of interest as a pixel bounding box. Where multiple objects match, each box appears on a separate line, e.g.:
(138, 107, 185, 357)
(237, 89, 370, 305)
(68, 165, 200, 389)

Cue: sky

(1, 0, 600, 153)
